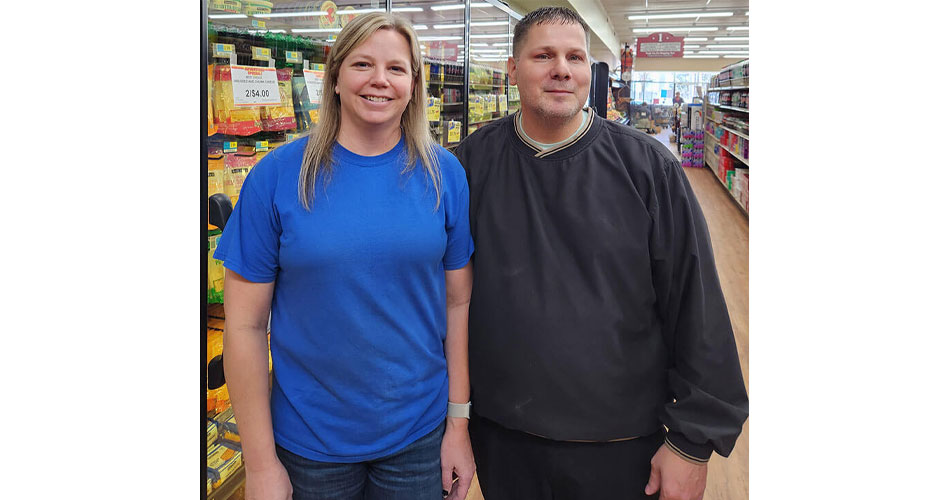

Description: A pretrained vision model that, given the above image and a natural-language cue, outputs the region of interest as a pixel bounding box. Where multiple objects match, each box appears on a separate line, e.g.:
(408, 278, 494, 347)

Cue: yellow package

(262, 68, 297, 131)
(208, 232, 225, 303)
(208, 65, 217, 136)
(208, 443, 240, 470)
(207, 328, 230, 415)
(213, 452, 244, 488)
(207, 419, 219, 448)
(213, 64, 263, 136)
(207, 475, 213, 494)
(223, 151, 257, 207)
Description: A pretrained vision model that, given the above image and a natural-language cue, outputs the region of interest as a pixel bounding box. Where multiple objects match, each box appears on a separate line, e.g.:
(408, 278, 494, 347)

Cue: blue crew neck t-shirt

(214, 136, 474, 463)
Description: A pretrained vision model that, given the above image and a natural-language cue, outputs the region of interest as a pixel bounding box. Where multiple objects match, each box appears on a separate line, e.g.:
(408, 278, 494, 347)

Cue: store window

(629, 71, 716, 106)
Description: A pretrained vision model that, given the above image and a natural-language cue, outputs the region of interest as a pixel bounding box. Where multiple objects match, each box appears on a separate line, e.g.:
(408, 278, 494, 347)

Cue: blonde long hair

(298, 12, 441, 211)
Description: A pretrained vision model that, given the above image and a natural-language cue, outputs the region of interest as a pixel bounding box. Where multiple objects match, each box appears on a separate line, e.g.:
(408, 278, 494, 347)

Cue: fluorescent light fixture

(434, 23, 465, 29)
(418, 35, 463, 41)
(627, 11, 732, 20)
(706, 44, 749, 49)
(633, 27, 718, 32)
(413, 25, 428, 30)
(684, 45, 700, 48)
(493, 42, 512, 46)
(726, 26, 749, 30)
(209, 14, 247, 19)
(471, 33, 513, 39)
(471, 49, 506, 53)
(472, 21, 509, 27)
(253, 11, 327, 18)
(701, 50, 749, 54)
(292, 28, 342, 33)
(393, 7, 424, 12)
(714, 37, 749, 41)
(470, 43, 490, 47)
(684, 37, 708, 41)
(684, 55, 720, 58)
(345, 8, 386, 14)
(431, 3, 492, 11)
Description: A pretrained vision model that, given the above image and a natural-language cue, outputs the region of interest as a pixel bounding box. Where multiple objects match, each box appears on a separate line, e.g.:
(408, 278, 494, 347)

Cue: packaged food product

(262, 68, 297, 131)
(208, 65, 217, 136)
(223, 151, 257, 207)
(213, 65, 263, 136)
(208, 230, 225, 303)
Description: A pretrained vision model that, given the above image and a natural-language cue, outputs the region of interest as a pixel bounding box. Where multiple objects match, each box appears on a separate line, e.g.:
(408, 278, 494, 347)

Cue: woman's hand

(440, 417, 476, 500)
(244, 460, 293, 500)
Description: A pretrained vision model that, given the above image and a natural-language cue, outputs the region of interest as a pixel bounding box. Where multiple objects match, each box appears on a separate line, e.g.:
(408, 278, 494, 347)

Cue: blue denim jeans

(276, 421, 445, 500)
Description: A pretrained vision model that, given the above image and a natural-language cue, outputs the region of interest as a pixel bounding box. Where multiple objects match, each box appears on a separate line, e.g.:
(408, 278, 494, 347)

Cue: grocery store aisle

(660, 128, 750, 500)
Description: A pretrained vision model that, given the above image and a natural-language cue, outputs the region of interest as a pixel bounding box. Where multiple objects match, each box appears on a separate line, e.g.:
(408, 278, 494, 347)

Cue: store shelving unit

(704, 59, 750, 216)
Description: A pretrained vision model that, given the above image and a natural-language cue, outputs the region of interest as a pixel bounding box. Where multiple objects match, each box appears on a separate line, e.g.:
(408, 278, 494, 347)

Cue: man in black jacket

(454, 7, 748, 500)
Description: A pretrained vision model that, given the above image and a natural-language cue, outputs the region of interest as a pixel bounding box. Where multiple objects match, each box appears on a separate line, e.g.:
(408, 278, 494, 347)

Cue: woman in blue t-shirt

(214, 12, 475, 500)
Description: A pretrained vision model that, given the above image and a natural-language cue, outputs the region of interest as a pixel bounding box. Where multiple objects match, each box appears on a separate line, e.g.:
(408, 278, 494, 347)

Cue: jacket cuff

(664, 431, 714, 465)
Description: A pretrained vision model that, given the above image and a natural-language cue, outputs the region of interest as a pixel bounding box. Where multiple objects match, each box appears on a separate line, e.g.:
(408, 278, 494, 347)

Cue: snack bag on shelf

(208, 230, 225, 303)
(223, 151, 258, 207)
(208, 65, 217, 136)
(207, 418, 219, 448)
(262, 68, 297, 131)
(213, 64, 263, 136)
(213, 450, 244, 489)
(207, 328, 230, 415)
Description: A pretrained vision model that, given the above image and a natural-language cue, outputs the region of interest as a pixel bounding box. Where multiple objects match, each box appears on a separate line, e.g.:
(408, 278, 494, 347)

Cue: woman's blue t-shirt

(213, 136, 474, 462)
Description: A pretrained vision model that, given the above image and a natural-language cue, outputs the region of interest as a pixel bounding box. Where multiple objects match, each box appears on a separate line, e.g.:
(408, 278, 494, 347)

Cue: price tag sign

(499, 94, 508, 112)
(223, 141, 238, 153)
(255, 141, 269, 152)
(230, 65, 281, 106)
(426, 97, 441, 122)
(213, 44, 235, 58)
(286, 51, 302, 64)
(303, 68, 325, 105)
(252, 46, 272, 61)
(448, 121, 461, 143)
(251, 19, 266, 29)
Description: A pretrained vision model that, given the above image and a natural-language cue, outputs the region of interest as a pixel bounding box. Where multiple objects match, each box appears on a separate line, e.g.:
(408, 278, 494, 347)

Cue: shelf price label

(230, 65, 281, 106)
(252, 46, 272, 61)
(426, 97, 442, 122)
(251, 19, 266, 29)
(286, 51, 302, 64)
(448, 121, 461, 143)
(223, 141, 238, 153)
(499, 94, 507, 112)
(213, 44, 235, 58)
(255, 141, 269, 152)
(303, 67, 325, 105)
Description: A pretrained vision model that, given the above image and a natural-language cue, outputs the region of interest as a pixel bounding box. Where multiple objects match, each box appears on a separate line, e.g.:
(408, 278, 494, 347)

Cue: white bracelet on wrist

(447, 401, 471, 419)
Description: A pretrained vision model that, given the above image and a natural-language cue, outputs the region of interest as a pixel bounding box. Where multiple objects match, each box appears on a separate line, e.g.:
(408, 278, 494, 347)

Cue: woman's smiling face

(335, 28, 415, 132)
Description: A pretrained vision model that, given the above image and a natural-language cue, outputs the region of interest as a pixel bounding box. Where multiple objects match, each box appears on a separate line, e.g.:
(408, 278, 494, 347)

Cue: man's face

(508, 22, 591, 122)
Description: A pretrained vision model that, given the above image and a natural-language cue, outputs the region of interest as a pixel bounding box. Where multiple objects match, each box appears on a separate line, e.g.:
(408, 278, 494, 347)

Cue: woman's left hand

(440, 417, 476, 500)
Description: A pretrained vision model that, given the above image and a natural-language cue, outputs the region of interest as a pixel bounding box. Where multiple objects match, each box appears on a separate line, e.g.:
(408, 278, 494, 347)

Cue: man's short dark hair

(512, 6, 592, 59)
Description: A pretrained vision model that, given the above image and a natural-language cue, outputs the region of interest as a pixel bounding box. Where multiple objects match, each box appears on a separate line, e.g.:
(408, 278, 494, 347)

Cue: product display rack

(203, 1, 524, 498)
(703, 59, 749, 216)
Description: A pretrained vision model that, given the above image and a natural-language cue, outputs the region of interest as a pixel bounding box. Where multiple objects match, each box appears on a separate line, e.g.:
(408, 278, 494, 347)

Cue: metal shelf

(208, 464, 245, 500)
(705, 162, 748, 217)
(708, 86, 749, 91)
(708, 103, 749, 113)
(721, 126, 749, 140)
(704, 131, 750, 167)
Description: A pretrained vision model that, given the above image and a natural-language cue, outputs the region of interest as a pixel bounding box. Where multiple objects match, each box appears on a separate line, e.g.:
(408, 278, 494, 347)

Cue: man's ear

(507, 56, 517, 86)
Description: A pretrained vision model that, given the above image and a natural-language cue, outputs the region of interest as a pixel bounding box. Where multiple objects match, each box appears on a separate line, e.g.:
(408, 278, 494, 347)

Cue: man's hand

(644, 444, 708, 500)
(441, 418, 476, 500)
(245, 460, 293, 500)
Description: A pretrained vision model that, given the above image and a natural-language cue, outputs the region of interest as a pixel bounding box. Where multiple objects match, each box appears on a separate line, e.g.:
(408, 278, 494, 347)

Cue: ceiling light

(472, 21, 509, 27)
(627, 11, 732, 20)
(684, 45, 700, 48)
(413, 25, 428, 30)
(684, 55, 720, 58)
(434, 23, 465, 29)
(684, 37, 708, 41)
(714, 37, 749, 41)
(345, 8, 386, 14)
(471, 33, 514, 39)
(431, 3, 492, 11)
(292, 28, 342, 33)
(706, 44, 749, 48)
(209, 14, 247, 19)
(253, 11, 327, 18)
(418, 35, 463, 41)
(726, 26, 749, 30)
(393, 7, 424, 12)
(633, 27, 718, 32)
(701, 50, 749, 54)
(493, 42, 512, 46)
(470, 43, 490, 47)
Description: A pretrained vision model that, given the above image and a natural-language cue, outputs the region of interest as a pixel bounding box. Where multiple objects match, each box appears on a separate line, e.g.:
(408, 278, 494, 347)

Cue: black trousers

(469, 412, 664, 500)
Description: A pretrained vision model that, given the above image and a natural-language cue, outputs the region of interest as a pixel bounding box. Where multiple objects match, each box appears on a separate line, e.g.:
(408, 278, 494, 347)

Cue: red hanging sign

(636, 32, 685, 58)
